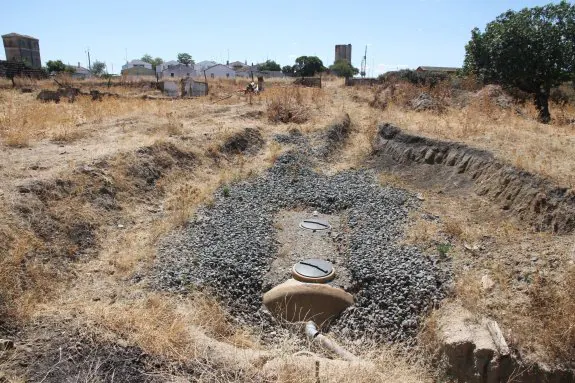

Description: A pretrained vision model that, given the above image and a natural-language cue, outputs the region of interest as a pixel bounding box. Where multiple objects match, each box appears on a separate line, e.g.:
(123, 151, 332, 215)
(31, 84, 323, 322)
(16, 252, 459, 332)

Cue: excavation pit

(155, 153, 449, 342)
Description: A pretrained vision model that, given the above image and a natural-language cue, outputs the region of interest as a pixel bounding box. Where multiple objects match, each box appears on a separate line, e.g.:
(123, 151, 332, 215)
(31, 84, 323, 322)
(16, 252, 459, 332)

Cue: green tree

(141, 54, 164, 70)
(259, 60, 281, 71)
(282, 65, 294, 76)
(329, 59, 359, 78)
(91, 60, 107, 77)
(463, 1, 575, 123)
(293, 56, 325, 77)
(46, 60, 73, 73)
(177, 53, 194, 66)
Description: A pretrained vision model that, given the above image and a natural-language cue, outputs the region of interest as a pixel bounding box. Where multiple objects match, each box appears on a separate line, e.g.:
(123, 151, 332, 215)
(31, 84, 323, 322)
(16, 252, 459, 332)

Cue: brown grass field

(0, 75, 574, 381)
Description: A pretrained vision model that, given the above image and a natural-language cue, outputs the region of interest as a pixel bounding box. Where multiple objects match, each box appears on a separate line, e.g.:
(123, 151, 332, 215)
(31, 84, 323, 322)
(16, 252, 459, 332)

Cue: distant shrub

(379, 69, 449, 88)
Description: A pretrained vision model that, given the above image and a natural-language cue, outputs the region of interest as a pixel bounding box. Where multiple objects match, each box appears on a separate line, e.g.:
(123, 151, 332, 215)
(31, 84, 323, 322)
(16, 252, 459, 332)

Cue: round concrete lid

(299, 218, 331, 231)
(292, 259, 335, 283)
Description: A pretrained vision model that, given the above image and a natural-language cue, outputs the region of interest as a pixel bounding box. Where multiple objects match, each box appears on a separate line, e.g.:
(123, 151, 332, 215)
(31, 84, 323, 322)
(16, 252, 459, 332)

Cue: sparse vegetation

(436, 243, 452, 257)
(0, 74, 574, 381)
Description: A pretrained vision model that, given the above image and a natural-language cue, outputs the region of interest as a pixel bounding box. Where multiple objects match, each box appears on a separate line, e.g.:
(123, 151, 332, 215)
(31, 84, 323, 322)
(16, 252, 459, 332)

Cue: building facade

(334, 44, 352, 64)
(2, 33, 41, 69)
(122, 59, 152, 71)
(157, 62, 196, 79)
(194, 60, 218, 73)
(72, 62, 92, 79)
(204, 64, 236, 78)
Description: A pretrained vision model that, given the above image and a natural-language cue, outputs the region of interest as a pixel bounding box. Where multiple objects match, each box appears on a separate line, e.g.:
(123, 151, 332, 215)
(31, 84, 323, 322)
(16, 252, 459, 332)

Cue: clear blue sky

(1, 0, 561, 75)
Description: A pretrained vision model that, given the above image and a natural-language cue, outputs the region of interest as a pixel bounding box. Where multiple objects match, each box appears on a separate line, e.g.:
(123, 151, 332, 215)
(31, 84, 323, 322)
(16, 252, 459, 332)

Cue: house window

(171, 73, 174, 77)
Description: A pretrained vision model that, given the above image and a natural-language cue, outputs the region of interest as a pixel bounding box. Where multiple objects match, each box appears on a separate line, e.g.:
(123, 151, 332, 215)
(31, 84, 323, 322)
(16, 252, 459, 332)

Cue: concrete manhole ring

(292, 258, 335, 283)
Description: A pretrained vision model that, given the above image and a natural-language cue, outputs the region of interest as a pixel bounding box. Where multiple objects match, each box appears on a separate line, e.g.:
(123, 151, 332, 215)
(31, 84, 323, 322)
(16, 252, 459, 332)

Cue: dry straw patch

(0, 89, 165, 147)
(269, 345, 432, 383)
(72, 293, 258, 361)
(377, 95, 575, 186)
(0, 210, 54, 319)
(519, 265, 575, 361)
(265, 86, 310, 124)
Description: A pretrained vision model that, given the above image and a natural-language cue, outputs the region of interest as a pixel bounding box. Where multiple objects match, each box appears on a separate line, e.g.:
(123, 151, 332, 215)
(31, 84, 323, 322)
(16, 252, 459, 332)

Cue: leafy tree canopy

(282, 65, 294, 76)
(259, 60, 281, 71)
(177, 53, 194, 65)
(293, 56, 326, 77)
(463, 0, 575, 123)
(91, 60, 107, 76)
(46, 60, 75, 74)
(329, 60, 359, 78)
(141, 54, 164, 70)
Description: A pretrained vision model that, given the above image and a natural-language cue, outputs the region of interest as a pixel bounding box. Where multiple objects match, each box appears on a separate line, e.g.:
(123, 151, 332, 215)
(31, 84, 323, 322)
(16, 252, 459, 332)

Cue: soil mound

(219, 128, 264, 155)
(315, 113, 351, 157)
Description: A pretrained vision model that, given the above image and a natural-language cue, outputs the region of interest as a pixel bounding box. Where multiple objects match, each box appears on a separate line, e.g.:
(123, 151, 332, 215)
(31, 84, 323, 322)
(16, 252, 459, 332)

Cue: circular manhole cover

(292, 259, 335, 283)
(299, 218, 331, 231)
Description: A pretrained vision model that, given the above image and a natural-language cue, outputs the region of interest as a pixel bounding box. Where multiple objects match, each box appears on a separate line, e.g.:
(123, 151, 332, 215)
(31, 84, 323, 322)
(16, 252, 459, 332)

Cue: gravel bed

(273, 128, 307, 145)
(154, 152, 449, 342)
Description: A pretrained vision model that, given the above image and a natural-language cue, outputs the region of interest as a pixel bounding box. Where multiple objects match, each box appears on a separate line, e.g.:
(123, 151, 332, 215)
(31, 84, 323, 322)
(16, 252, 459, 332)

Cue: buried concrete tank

(263, 258, 354, 326)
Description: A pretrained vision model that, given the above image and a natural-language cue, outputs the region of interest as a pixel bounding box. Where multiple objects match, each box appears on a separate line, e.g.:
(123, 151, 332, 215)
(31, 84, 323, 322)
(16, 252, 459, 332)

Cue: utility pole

(85, 48, 91, 70)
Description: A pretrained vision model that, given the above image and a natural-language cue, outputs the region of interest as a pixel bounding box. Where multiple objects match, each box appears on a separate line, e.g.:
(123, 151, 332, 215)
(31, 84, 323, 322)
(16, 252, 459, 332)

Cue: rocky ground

(153, 149, 451, 343)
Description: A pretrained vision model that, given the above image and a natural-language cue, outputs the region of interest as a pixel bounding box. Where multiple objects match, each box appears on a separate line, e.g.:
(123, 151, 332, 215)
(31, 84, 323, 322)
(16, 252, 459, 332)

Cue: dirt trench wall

(374, 123, 575, 234)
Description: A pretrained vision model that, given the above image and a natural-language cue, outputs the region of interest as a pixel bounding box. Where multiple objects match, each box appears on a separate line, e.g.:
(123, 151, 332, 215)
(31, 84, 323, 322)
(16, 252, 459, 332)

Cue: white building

(156, 61, 196, 79)
(204, 64, 236, 78)
(121, 59, 152, 71)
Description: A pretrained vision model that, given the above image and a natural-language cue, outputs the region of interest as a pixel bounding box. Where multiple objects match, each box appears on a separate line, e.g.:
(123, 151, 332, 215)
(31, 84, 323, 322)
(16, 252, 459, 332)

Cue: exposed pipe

(305, 321, 358, 361)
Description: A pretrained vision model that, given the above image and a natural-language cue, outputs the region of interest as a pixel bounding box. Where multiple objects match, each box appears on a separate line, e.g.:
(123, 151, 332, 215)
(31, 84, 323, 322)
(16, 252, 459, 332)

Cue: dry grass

(452, 263, 575, 363)
(360, 85, 575, 186)
(403, 213, 441, 245)
(270, 348, 432, 383)
(2, 77, 575, 379)
(73, 293, 258, 361)
(520, 265, 575, 361)
(0, 89, 166, 147)
(265, 86, 310, 124)
(0, 211, 54, 319)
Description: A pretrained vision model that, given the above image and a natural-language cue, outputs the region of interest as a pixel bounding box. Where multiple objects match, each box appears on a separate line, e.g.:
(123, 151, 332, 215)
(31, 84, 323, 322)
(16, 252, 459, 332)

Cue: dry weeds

(266, 86, 310, 124)
(2, 77, 575, 379)
(357, 84, 575, 186)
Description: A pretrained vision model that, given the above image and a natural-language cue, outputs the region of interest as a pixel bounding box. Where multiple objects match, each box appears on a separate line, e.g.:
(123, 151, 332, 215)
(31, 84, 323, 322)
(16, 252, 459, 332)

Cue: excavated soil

(374, 123, 575, 234)
(219, 127, 265, 155)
